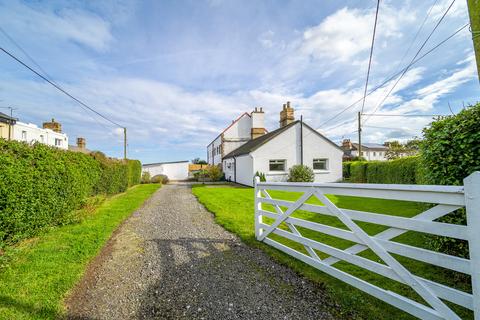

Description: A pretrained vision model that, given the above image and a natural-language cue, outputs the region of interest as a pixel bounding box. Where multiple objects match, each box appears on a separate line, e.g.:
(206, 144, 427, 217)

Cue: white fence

(254, 172, 480, 320)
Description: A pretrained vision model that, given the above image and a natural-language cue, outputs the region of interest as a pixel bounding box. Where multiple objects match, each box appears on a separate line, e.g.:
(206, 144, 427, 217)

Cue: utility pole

(468, 0, 480, 81)
(358, 112, 362, 158)
(123, 127, 127, 160)
(300, 115, 303, 166)
(9, 107, 13, 141)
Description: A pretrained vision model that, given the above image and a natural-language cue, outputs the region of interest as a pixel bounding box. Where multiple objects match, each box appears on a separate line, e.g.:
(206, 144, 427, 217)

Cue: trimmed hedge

(0, 139, 141, 246)
(346, 156, 424, 184)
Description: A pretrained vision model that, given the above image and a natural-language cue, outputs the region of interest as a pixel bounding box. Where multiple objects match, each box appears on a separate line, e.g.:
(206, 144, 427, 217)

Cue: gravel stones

(66, 184, 337, 319)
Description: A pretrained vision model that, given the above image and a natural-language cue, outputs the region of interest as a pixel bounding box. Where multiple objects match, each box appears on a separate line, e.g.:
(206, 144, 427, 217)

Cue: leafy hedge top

(0, 139, 141, 246)
(421, 104, 480, 185)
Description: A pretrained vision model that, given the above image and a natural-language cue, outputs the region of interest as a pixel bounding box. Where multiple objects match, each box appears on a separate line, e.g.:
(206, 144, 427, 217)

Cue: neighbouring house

(69, 137, 91, 154)
(0, 112, 17, 140)
(341, 139, 389, 161)
(142, 160, 189, 181)
(207, 107, 267, 166)
(219, 102, 343, 186)
(13, 118, 68, 150)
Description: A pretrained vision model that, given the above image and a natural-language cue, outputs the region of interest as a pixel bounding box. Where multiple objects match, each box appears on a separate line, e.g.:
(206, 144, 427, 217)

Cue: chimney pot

(77, 137, 86, 149)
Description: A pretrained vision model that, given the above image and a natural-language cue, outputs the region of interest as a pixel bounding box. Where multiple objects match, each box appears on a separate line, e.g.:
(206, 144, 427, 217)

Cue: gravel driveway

(66, 184, 337, 319)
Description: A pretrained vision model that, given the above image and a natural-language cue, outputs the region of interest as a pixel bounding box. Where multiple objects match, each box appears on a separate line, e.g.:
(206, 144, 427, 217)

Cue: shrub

(151, 174, 168, 184)
(141, 171, 151, 184)
(0, 139, 141, 246)
(288, 165, 314, 182)
(421, 103, 480, 257)
(194, 170, 208, 181)
(207, 165, 223, 181)
(127, 160, 141, 186)
(253, 171, 266, 183)
(350, 161, 368, 183)
(343, 162, 352, 180)
(365, 156, 422, 184)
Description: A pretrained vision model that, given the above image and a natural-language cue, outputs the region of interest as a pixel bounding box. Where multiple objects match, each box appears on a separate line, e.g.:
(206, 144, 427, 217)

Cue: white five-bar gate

(254, 172, 480, 320)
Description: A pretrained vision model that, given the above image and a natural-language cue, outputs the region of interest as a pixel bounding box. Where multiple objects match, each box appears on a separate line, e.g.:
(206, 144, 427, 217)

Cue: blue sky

(0, 0, 477, 163)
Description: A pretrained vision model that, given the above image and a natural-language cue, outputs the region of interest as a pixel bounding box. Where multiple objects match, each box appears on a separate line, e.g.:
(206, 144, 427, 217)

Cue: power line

(0, 26, 115, 130)
(364, 0, 456, 124)
(362, 113, 446, 117)
(360, 0, 380, 114)
(317, 22, 468, 129)
(0, 46, 123, 128)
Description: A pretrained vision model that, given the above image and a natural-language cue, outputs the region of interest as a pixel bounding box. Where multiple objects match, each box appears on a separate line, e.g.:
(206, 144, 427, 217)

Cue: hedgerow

(421, 104, 480, 258)
(346, 157, 424, 184)
(0, 139, 141, 246)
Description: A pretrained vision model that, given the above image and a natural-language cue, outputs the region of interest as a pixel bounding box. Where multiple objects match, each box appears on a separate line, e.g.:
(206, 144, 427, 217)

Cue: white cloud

(0, 1, 113, 51)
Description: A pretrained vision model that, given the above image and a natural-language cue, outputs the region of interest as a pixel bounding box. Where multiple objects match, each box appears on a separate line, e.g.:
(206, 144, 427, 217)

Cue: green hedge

(0, 139, 141, 246)
(346, 156, 424, 184)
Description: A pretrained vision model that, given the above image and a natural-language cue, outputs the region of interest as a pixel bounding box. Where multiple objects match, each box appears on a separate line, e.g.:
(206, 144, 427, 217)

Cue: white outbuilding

(221, 103, 344, 187)
(142, 160, 189, 181)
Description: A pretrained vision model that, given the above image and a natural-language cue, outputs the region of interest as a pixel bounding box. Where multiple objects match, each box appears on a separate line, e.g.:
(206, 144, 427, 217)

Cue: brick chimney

(77, 137, 86, 149)
(251, 107, 266, 139)
(279, 101, 294, 128)
(342, 139, 353, 149)
(42, 118, 62, 133)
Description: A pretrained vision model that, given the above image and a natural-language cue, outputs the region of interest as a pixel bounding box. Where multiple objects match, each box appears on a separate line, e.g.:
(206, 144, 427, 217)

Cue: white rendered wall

(13, 121, 68, 149)
(142, 162, 189, 181)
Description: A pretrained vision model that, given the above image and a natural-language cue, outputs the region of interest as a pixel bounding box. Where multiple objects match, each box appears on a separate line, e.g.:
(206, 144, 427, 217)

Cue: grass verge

(192, 185, 471, 320)
(0, 183, 160, 320)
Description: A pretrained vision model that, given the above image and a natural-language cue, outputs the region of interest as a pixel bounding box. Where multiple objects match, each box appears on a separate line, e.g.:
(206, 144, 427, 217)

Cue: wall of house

(301, 125, 343, 183)
(207, 135, 222, 166)
(351, 149, 388, 161)
(251, 123, 343, 184)
(13, 121, 68, 149)
(142, 162, 189, 180)
(0, 123, 11, 140)
(235, 155, 253, 186)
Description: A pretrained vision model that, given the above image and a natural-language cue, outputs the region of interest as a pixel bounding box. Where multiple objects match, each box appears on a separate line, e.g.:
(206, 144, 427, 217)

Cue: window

(21, 130, 27, 141)
(55, 138, 62, 146)
(40, 135, 44, 143)
(313, 158, 328, 170)
(269, 159, 286, 171)
(373, 152, 376, 156)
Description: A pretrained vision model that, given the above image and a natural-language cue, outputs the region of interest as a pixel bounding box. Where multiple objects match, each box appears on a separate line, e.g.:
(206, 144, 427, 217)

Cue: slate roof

(348, 143, 388, 151)
(0, 112, 17, 123)
(223, 120, 342, 159)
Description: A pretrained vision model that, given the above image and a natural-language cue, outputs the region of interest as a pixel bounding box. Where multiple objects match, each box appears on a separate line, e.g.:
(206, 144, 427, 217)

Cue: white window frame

(269, 159, 286, 172)
(55, 138, 62, 146)
(21, 130, 27, 141)
(313, 158, 328, 171)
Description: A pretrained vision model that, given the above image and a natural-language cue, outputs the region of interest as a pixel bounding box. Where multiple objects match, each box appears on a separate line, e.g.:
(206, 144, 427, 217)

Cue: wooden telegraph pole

(358, 112, 362, 158)
(468, 0, 480, 81)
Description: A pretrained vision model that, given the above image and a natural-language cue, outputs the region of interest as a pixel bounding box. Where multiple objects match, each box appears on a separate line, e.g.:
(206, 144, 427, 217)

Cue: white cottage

(220, 103, 343, 186)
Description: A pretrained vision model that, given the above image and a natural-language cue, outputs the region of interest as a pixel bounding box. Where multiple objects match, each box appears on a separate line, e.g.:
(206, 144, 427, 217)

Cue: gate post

(464, 171, 480, 320)
(254, 176, 263, 240)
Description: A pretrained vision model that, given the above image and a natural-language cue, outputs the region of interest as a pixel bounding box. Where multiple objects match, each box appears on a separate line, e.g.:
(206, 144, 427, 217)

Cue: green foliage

(342, 162, 352, 180)
(349, 161, 368, 183)
(192, 157, 207, 164)
(365, 156, 423, 184)
(421, 104, 480, 257)
(207, 165, 223, 181)
(287, 165, 314, 182)
(141, 171, 151, 184)
(193, 170, 208, 181)
(127, 160, 141, 186)
(253, 171, 266, 183)
(347, 157, 424, 184)
(421, 104, 480, 186)
(151, 174, 168, 184)
(0, 139, 141, 246)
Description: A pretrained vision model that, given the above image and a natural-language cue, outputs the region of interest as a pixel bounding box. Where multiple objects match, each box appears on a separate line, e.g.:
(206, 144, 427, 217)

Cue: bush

(288, 165, 314, 182)
(0, 139, 141, 246)
(421, 104, 480, 258)
(350, 161, 368, 183)
(343, 162, 352, 180)
(254, 171, 266, 183)
(141, 171, 151, 184)
(207, 165, 223, 181)
(365, 156, 423, 184)
(151, 174, 168, 184)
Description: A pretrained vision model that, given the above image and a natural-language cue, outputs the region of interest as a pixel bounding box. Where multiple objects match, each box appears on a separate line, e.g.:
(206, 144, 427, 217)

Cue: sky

(0, 0, 477, 163)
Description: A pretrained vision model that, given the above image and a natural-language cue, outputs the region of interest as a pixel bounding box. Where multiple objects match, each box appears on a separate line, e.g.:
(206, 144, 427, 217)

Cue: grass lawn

(192, 185, 472, 320)
(0, 183, 160, 320)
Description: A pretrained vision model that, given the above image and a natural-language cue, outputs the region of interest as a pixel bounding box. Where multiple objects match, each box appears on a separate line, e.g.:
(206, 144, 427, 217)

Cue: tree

(384, 141, 405, 160)
(192, 158, 207, 164)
